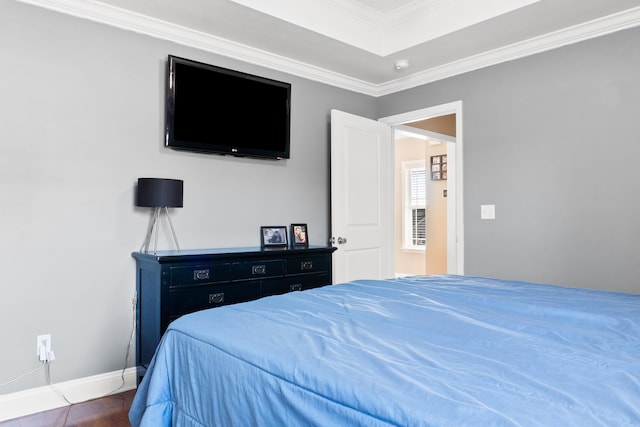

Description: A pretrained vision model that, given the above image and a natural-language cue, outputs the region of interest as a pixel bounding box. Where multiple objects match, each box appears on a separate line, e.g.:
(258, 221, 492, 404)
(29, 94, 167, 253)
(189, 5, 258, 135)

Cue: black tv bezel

(165, 55, 291, 160)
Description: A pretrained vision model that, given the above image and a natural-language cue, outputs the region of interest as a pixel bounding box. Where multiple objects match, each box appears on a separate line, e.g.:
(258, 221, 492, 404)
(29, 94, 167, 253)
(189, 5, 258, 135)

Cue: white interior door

(330, 110, 393, 284)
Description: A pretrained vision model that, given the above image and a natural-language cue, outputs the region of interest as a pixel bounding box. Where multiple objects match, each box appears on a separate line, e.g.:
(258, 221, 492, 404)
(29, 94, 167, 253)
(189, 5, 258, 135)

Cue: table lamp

(136, 178, 183, 254)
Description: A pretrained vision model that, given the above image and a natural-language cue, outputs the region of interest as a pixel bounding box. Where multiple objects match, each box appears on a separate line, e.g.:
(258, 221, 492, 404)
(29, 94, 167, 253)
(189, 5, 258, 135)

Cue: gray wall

(0, 1, 375, 393)
(380, 26, 640, 294)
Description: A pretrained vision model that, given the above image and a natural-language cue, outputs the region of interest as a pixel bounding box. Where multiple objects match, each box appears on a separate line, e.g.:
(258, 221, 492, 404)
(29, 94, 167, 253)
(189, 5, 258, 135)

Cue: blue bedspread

(129, 275, 640, 426)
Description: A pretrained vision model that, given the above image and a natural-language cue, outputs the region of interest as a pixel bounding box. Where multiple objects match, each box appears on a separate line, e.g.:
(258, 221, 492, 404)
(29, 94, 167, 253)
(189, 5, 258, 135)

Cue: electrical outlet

(37, 334, 51, 361)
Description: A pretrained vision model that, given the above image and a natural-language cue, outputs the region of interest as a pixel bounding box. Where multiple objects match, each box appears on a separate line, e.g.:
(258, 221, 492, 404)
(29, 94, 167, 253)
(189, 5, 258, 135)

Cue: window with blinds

(402, 161, 427, 250)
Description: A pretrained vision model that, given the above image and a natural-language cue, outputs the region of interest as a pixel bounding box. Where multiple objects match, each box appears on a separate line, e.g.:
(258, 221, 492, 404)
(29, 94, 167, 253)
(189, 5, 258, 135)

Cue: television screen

(166, 55, 291, 159)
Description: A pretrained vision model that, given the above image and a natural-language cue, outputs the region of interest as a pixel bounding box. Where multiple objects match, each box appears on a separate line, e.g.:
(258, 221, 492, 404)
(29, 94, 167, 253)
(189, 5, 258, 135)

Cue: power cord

(1, 291, 137, 406)
(47, 290, 137, 404)
(45, 361, 73, 405)
(108, 290, 137, 396)
(0, 363, 46, 389)
(0, 292, 136, 427)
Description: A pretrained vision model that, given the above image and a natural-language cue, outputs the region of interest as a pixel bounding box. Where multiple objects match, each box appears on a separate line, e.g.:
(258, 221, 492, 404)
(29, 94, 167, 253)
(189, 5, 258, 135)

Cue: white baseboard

(0, 367, 137, 422)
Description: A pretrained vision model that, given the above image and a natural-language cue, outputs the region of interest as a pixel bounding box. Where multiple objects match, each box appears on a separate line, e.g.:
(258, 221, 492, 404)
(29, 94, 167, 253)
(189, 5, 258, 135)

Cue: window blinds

(409, 168, 426, 246)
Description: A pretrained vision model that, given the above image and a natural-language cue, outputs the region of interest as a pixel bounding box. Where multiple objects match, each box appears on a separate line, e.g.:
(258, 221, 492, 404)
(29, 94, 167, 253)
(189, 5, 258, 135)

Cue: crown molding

(232, 0, 541, 56)
(375, 5, 640, 96)
(14, 0, 640, 97)
(382, 0, 540, 55)
(15, 0, 377, 94)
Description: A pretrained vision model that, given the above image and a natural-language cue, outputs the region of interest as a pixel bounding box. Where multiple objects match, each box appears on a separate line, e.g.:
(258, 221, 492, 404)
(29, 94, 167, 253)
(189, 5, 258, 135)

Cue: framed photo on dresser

(261, 226, 288, 248)
(291, 224, 309, 247)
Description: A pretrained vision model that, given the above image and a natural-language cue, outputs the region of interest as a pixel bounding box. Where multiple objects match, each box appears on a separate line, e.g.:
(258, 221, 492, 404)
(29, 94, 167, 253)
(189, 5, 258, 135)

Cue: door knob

(337, 237, 347, 244)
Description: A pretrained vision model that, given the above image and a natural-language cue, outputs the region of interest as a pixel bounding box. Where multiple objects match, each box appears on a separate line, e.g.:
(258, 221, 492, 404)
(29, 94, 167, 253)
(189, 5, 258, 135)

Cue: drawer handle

(300, 261, 313, 271)
(194, 269, 210, 281)
(252, 265, 267, 275)
(290, 284, 302, 291)
(209, 293, 224, 304)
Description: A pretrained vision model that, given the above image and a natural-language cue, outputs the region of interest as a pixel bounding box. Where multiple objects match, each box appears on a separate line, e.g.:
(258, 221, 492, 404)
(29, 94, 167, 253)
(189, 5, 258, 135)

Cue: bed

(129, 275, 640, 426)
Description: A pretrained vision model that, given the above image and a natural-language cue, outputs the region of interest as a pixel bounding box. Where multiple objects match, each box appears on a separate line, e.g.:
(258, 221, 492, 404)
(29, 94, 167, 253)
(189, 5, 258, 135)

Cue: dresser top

(132, 246, 336, 262)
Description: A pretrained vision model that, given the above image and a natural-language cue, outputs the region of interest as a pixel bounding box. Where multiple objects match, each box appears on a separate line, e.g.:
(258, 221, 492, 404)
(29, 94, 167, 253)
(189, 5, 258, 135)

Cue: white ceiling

(16, 0, 640, 96)
(229, 0, 542, 56)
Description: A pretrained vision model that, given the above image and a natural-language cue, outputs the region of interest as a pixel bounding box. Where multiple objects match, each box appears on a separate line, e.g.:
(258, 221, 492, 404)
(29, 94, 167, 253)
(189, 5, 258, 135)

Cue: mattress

(129, 275, 640, 426)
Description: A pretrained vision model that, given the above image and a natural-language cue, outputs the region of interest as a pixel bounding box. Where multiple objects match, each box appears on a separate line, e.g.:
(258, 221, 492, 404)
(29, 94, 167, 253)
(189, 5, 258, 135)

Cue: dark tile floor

(0, 389, 135, 427)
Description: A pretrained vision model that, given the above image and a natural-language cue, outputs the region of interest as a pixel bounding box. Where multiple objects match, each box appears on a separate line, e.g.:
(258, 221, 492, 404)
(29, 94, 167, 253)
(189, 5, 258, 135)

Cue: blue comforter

(129, 275, 640, 426)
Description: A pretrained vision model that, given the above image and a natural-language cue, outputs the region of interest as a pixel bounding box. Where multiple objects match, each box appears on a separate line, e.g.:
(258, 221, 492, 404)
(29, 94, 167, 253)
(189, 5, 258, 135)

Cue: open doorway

(380, 102, 463, 277)
(394, 121, 452, 276)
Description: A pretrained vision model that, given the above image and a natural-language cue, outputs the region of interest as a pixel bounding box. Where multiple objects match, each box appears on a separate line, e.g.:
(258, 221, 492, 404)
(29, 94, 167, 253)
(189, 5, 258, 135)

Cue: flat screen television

(165, 55, 291, 159)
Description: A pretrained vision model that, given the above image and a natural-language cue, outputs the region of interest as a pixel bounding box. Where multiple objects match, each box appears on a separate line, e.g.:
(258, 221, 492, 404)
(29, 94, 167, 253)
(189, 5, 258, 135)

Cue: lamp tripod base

(140, 207, 181, 254)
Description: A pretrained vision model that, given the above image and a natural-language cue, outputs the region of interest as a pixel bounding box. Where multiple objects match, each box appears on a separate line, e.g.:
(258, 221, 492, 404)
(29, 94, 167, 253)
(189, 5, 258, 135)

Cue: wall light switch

(481, 204, 496, 220)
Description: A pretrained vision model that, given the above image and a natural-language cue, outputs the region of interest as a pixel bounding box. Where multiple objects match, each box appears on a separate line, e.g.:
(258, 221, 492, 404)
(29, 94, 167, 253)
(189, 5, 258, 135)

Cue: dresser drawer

(285, 255, 330, 275)
(169, 263, 232, 287)
(261, 277, 302, 296)
(233, 259, 283, 280)
(261, 274, 331, 297)
(169, 281, 260, 316)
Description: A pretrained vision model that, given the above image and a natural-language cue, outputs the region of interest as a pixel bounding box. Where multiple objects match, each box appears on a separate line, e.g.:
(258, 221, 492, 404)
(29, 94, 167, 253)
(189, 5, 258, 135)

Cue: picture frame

(290, 224, 309, 247)
(261, 226, 288, 248)
(430, 155, 448, 181)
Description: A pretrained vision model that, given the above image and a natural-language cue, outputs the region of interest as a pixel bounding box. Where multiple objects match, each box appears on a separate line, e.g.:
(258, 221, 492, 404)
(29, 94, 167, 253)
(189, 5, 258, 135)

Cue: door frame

(379, 101, 464, 275)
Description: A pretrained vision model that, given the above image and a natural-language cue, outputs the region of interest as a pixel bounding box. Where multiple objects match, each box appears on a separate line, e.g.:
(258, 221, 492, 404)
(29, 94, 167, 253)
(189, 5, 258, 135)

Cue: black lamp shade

(136, 178, 183, 208)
